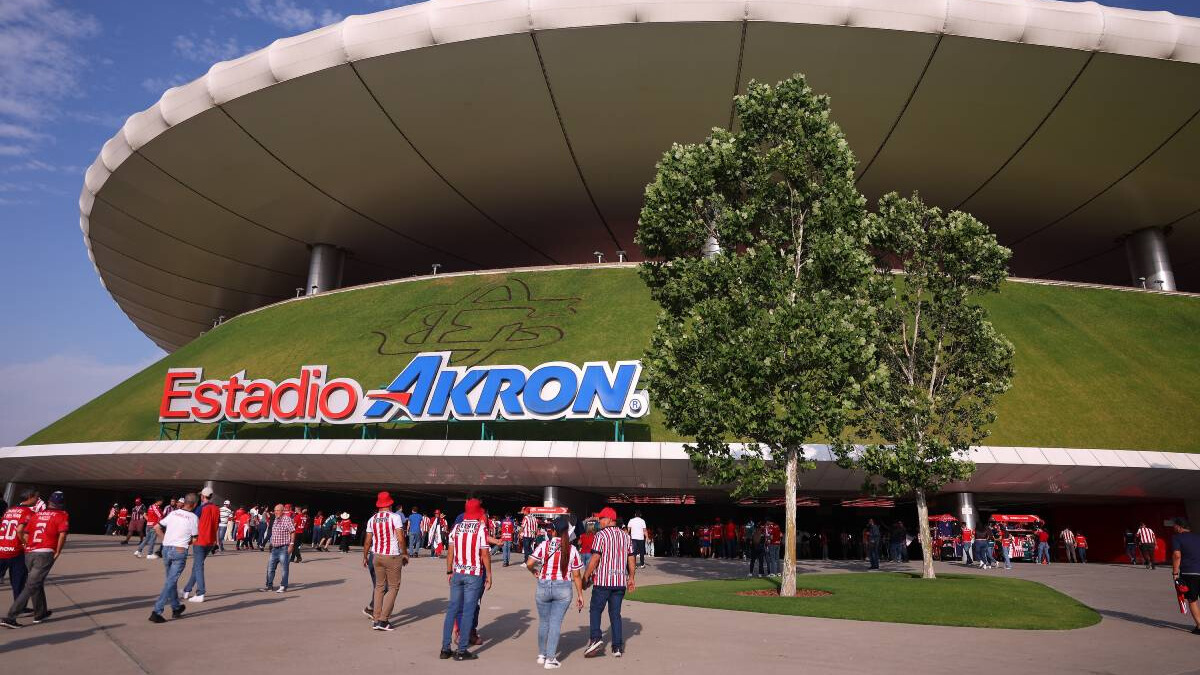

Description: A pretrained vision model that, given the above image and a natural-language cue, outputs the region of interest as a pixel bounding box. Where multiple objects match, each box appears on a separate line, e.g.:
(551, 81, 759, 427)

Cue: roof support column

(306, 243, 345, 295)
(954, 492, 978, 531)
(1124, 227, 1175, 291)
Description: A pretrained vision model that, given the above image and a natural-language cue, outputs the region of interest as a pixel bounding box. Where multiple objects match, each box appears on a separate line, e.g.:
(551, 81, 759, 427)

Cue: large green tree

(835, 192, 1015, 579)
(635, 75, 883, 596)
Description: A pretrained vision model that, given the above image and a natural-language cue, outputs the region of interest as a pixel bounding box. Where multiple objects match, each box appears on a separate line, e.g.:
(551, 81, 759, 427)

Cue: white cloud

(0, 121, 46, 140)
(0, 144, 29, 156)
(4, 157, 79, 173)
(173, 34, 250, 64)
(0, 352, 159, 446)
(237, 0, 343, 32)
(141, 74, 190, 94)
(0, 0, 100, 124)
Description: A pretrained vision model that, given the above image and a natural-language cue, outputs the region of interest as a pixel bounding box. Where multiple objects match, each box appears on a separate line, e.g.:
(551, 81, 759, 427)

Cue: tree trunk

(781, 447, 799, 596)
(915, 488, 936, 580)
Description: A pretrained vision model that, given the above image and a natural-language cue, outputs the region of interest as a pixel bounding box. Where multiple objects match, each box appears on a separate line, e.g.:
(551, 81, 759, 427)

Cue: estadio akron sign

(159, 351, 648, 424)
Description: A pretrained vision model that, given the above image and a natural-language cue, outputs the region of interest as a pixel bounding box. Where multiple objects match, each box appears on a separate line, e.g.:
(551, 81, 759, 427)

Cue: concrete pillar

(203, 480, 262, 509)
(306, 243, 344, 295)
(955, 493, 979, 531)
(1124, 227, 1176, 291)
(542, 486, 597, 518)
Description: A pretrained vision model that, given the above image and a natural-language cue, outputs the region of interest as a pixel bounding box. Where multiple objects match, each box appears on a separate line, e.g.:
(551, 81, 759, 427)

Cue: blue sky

(0, 0, 1196, 446)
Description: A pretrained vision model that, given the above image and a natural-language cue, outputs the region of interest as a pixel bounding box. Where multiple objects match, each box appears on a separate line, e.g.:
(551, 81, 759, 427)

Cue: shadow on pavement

(390, 597, 449, 627)
(1098, 609, 1196, 633)
(475, 608, 532, 654)
(557, 618, 643, 662)
(0, 625, 120, 652)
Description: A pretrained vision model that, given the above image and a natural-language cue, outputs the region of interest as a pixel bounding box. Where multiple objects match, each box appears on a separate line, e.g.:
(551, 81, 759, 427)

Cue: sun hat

(375, 491, 394, 508)
(200, 487, 214, 497)
(340, 512, 350, 519)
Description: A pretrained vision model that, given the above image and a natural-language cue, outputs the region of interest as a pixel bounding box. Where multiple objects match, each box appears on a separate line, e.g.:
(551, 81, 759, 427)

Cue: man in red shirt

(0, 489, 37, 602)
(2, 490, 68, 628)
(500, 514, 515, 567)
(710, 518, 724, 558)
(136, 497, 164, 559)
(290, 507, 307, 563)
(183, 486, 219, 603)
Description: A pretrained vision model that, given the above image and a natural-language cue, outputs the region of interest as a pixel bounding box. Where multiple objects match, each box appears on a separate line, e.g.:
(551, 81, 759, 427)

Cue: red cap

(375, 491, 394, 508)
(465, 498, 485, 520)
(597, 507, 618, 521)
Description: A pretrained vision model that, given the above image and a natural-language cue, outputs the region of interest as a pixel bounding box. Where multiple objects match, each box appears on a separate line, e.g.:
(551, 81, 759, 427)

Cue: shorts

(1181, 574, 1200, 602)
(699, 539, 710, 547)
(632, 539, 646, 556)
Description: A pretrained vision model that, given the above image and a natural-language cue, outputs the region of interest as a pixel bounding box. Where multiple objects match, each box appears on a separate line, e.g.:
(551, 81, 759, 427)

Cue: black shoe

(172, 605, 185, 619)
(31, 610, 52, 624)
(0, 617, 20, 629)
(377, 621, 395, 631)
(363, 607, 374, 619)
(371, 620, 381, 630)
(1190, 626, 1200, 635)
(454, 651, 478, 661)
(439, 649, 454, 660)
(148, 612, 167, 624)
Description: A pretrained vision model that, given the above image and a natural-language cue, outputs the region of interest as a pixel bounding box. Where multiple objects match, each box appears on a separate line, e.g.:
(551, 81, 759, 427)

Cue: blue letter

(573, 363, 638, 417)
(524, 365, 578, 417)
(475, 368, 527, 418)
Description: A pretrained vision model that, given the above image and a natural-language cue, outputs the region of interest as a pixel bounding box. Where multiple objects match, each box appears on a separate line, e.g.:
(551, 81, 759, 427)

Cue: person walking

(124, 497, 146, 546)
(960, 522, 974, 565)
(1000, 528, 1014, 570)
(182, 486, 218, 602)
(148, 493, 198, 623)
(363, 492, 407, 631)
(1060, 526, 1077, 563)
(747, 522, 766, 577)
(0, 489, 37, 604)
(136, 498, 164, 559)
(105, 503, 118, 536)
(627, 511, 648, 569)
(2, 490, 69, 628)
(520, 510, 539, 563)
(217, 500, 233, 552)
(262, 504, 296, 592)
(526, 515, 584, 669)
(290, 506, 307, 563)
(440, 499, 492, 661)
(766, 518, 782, 576)
(866, 518, 881, 570)
(1075, 532, 1088, 563)
(1137, 522, 1158, 570)
(583, 507, 636, 659)
(1168, 517, 1200, 635)
(403, 507, 421, 558)
(1125, 527, 1139, 564)
(1035, 526, 1051, 564)
(890, 522, 908, 565)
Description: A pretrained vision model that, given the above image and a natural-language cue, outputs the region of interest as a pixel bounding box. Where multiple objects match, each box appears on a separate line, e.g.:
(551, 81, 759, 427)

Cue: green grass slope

(20, 267, 1200, 452)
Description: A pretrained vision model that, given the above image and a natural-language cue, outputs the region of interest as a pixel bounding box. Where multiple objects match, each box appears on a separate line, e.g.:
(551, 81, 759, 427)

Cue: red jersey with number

(711, 523, 724, 540)
(501, 519, 514, 542)
(27, 509, 69, 552)
(0, 505, 33, 558)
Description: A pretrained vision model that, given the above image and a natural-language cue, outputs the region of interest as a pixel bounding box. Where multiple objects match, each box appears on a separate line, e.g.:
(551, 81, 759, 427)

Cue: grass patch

(628, 573, 1100, 630)
(20, 267, 1200, 451)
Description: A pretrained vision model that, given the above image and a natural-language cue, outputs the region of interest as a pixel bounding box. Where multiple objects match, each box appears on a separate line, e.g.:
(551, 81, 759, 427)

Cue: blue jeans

(217, 524, 228, 551)
(266, 545, 290, 588)
(1002, 545, 1012, 569)
(183, 544, 208, 595)
(535, 580, 573, 658)
(154, 547, 188, 614)
(766, 544, 780, 574)
(589, 585, 626, 649)
(868, 541, 880, 568)
(408, 531, 422, 556)
(502, 541, 512, 565)
(889, 543, 904, 562)
(443, 573, 485, 652)
(136, 527, 158, 555)
(0, 554, 28, 600)
(1036, 542, 1050, 563)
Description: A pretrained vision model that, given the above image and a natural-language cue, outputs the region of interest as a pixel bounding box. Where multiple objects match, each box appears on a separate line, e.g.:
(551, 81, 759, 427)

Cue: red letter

(159, 370, 198, 421)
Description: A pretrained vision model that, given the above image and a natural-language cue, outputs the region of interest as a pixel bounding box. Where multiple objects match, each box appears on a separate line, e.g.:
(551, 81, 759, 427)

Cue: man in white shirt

(626, 511, 648, 569)
(149, 493, 198, 623)
(218, 500, 234, 552)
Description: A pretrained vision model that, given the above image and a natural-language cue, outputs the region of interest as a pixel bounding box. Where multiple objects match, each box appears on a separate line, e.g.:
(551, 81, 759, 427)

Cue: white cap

(223, 500, 231, 505)
(340, 512, 350, 519)
(200, 487, 214, 497)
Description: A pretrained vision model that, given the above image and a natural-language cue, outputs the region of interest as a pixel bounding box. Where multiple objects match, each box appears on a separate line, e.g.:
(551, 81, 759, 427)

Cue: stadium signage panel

(158, 351, 648, 424)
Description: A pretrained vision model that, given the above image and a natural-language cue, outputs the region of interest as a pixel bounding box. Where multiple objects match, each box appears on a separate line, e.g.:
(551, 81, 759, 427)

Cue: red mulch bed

(736, 589, 831, 598)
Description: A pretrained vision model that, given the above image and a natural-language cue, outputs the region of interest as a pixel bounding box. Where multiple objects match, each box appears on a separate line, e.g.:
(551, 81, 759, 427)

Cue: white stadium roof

(81, 0, 1200, 351)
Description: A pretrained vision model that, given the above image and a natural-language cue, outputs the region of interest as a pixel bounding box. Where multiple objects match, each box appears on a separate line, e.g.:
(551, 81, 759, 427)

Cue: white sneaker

(146, 554, 158, 560)
(584, 640, 605, 658)
(276, 586, 286, 593)
(183, 591, 191, 600)
(134, 551, 142, 558)
(613, 648, 623, 658)
(190, 595, 205, 603)
(536, 655, 546, 665)
(544, 659, 561, 669)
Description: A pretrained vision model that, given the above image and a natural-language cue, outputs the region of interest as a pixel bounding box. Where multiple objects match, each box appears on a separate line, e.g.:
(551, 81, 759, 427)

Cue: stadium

(2, 0, 1199, 563)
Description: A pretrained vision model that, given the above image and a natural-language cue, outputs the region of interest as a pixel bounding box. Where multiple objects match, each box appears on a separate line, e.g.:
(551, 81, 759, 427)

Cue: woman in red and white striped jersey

(526, 515, 584, 668)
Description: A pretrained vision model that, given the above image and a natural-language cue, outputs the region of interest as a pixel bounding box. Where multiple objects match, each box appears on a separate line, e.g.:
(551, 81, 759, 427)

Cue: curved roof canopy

(82, 0, 1200, 351)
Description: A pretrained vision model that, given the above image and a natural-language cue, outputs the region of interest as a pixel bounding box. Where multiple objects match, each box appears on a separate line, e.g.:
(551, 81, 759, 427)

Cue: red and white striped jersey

(520, 514, 538, 538)
(531, 539, 583, 581)
(450, 519, 490, 576)
(1136, 526, 1157, 545)
(368, 510, 406, 556)
(590, 526, 633, 587)
(1059, 529, 1075, 545)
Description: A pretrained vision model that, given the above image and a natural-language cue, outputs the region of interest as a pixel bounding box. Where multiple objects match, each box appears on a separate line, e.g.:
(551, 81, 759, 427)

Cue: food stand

(929, 514, 959, 560)
(988, 514, 1043, 562)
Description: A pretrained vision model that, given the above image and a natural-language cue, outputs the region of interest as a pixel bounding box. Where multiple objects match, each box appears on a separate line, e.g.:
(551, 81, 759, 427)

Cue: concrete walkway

(0, 536, 1196, 674)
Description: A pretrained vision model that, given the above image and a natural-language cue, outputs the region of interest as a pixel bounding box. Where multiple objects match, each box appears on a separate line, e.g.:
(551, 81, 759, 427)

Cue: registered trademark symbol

(630, 399, 642, 413)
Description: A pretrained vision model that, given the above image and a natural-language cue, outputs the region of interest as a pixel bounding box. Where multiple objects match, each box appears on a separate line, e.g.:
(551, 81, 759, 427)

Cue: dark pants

(589, 585, 626, 650)
(868, 540, 880, 568)
(290, 533, 304, 562)
(749, 545, 764, 575)
(0, 554, 29, 600)
(1140, 543, 1156, 568)
(522, 537, 535, 562)
(5, 552, 54, 620)
(632, 539, 646, 566)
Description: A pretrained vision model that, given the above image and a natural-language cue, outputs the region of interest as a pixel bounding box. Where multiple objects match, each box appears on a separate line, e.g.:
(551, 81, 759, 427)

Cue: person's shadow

(474, 608, 532, 654)
(556, 618, 643, 661)
(0, 625, 119, 652)
(389, 597, 449, 627)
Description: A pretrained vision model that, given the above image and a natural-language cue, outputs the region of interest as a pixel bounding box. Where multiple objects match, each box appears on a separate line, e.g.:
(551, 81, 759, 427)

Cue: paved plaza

(1, 536, 1197, 674)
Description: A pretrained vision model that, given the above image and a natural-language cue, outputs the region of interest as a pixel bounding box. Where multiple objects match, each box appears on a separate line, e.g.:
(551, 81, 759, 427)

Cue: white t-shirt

(159, 509, 199, 548)
(627, 517, 647, 541)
